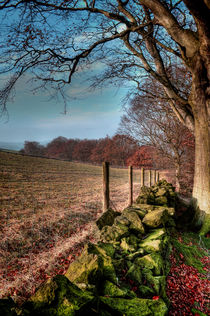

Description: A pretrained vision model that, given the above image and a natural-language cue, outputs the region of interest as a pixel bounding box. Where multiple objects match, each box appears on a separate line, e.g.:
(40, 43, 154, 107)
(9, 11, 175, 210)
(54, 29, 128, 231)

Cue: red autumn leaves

(167, 250, 210, 315)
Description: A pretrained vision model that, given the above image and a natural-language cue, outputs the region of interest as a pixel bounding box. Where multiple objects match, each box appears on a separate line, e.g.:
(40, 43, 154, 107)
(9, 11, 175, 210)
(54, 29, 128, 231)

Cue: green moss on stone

(139, 239, 162, 253)
(99, 310, 113, 316)
(122, 211, 145, 234)
(100, 297, 168, 316)
(126, 249, 145, 261)
(132, 204, 155, 213)
(96, 209, 120, 230)
(135, 253, 164, 275)
(114, 215, 130, 226)
(123, 206, 148, 219)
(120, 238, 136, 252)
(97, 243, 116, 258)
(153, 206, 175, 216)
(142, 229, 166, 242)
(102, 254, 118, 285)
(22, 275, 94, 316)
(136, 192, 155, 205)
(142, 270, 167, 300)
(142, 209, 170, 228)
(136, 181, 177, 208)
(155, 188, 167, 197)
(65, 245, 101, 288)
(101, 280, 135, 298)
(126, 263, 142, 285)
(138, 285, 154, 297)
(100, 223, 129, 242)
(0, 298, 16, 316)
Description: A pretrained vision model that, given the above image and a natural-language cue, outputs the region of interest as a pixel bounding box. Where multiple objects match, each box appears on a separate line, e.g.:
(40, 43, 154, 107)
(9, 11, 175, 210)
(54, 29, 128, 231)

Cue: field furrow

(0, 151, 140, 303)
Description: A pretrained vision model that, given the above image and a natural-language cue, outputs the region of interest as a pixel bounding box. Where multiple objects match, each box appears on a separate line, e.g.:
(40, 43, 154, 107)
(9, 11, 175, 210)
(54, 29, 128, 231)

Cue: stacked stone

(1, 181, 177, 316)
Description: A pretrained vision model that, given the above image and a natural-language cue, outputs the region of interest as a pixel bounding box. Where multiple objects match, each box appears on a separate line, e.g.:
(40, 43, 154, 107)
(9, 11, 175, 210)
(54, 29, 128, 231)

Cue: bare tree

(0, 0, 209, 233)
(119, 84, 195, 193)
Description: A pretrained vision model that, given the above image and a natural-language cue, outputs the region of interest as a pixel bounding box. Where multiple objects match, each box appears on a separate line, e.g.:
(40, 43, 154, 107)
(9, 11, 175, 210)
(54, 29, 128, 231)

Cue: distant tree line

(20, 134, 157, 168)
(20, 128, 194, 196)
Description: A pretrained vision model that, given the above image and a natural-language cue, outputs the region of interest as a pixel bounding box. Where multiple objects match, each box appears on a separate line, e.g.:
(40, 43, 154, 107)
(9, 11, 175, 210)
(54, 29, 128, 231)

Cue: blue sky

(0, 4, 134, 149)
(0, 72, 128, 147)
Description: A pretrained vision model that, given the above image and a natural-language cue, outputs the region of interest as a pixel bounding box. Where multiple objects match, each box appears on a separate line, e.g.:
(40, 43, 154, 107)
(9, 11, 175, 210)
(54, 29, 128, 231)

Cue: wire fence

(0, 151, 175, 303)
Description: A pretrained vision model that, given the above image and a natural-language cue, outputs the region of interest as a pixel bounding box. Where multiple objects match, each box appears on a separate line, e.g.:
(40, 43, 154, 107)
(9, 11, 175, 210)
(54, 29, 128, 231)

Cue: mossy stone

(136, 186, 156, 205)
(136, 181, 177, 208)
(22, 275, 94, 316)
(132, 203, 155, 213)
(122, 206, 148, 219)
(155, 188, 167, 197)
(129, 234, 140, 246)
(97, 242, 116, 258)
(114, 215, 130, 226)
(100, 297, 168, 316)
(143, 228, 166, 242)
(102, 253, 118, 285)
(153, 206, 175, 216)
(142, 209, 169, 228)
(136, 194, 155, 205)
(154, 196, 168, 206)
(65, 245, 101, 288)
(99, 310, 113, 316)
(120, 237, 136, 252)
(96, 208, 121, 230)
(86, 243, 118, 285)
(121, 211, 145, 234)
(139, 186, 152, 195)
(101, 280, 135, 298)
(138, 285, 155, 297)
(142, 270, 166, 298)
(139, 239, 162, 253)
(135, 253, 164, 275)
(127, 249, 145, 261)
(100, 223, 129, 242)
(126, 264, 142, 285)
(0, 298, 16, 316)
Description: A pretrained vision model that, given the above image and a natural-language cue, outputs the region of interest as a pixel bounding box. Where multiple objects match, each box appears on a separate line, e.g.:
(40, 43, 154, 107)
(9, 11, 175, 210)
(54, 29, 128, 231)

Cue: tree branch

(139, 0, 199, 60)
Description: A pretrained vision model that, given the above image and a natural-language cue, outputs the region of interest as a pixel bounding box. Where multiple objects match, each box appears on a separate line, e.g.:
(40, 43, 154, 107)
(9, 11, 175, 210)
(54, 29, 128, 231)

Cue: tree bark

(191, 114, 210, 233)
(175, 162, 181, 193)
(190, 50, 210, 233)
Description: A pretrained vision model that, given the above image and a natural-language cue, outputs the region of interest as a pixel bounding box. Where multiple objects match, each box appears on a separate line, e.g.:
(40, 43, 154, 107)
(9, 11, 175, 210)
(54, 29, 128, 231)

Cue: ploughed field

(0, 151, 140, 303)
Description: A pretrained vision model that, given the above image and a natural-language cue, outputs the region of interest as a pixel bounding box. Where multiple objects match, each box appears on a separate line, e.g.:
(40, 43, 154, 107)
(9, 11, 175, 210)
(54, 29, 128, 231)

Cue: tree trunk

(188, 13, 210, 233)
(190, 52, 210, 234)
(191, 116, 210, 234)
(175, 162, 181, 193)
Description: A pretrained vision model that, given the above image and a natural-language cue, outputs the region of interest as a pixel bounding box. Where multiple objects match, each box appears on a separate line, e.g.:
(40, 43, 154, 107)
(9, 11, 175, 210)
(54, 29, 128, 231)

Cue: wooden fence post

(152, 170, 156, 185)
(128, 166, 133, 206)
(149, 169, 152, 187)
(157, 172, 160, 183)
(103, 161, 109, 212)
(141, 167, 145, 187)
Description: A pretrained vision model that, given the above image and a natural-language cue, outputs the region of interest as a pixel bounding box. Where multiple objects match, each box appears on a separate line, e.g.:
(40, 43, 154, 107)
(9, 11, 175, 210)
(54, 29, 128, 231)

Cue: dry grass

(0, 151, 141, 304)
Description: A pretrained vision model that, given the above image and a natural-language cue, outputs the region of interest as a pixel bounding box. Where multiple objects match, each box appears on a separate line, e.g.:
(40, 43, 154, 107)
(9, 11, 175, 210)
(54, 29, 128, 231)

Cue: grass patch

(0, 151, 141, 303)
(170, 231, 209, 274)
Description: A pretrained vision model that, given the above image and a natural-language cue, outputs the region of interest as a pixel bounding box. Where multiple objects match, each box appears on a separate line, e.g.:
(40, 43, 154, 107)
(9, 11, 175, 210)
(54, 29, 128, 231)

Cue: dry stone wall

(1, 180, 177, 316)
